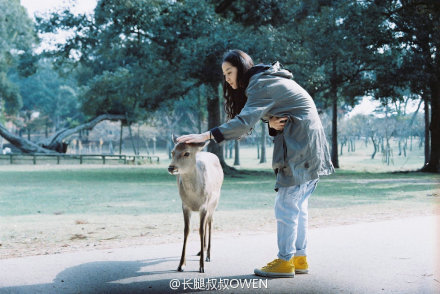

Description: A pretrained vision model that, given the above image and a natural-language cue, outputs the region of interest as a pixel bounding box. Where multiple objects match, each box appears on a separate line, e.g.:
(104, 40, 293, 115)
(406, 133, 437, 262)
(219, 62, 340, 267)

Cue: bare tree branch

(0, 114, 126, 153)
(0, 124, 56, 154)
(45, 114, 126, 149)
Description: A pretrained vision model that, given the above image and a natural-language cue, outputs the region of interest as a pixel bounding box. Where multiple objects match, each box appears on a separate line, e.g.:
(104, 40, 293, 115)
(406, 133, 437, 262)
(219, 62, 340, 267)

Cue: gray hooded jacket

(211, 62, 334, 190)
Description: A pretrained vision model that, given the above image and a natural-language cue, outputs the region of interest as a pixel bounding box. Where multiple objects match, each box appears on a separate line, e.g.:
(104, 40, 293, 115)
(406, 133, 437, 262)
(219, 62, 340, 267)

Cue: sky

(21, 0, 97, 18)
(348, 97, 382, 117)
(19, 0, 421, 117)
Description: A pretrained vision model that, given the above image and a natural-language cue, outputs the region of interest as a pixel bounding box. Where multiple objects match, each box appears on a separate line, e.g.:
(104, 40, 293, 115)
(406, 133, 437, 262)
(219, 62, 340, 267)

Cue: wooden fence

(0, 153, 160, 165)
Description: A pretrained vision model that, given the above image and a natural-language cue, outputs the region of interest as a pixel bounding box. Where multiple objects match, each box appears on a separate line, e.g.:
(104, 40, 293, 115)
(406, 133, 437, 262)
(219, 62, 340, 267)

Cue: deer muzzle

(168, 165, 178, 175)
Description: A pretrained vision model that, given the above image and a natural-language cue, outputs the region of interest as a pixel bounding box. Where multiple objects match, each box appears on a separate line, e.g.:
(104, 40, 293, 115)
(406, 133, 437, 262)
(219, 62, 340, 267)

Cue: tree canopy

(0, 0, 37, 115)
(0, 0, 438, 172)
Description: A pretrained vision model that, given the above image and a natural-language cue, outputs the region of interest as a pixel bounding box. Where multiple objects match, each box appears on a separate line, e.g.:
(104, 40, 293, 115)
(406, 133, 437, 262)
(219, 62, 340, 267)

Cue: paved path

(0, 215, 439, 293)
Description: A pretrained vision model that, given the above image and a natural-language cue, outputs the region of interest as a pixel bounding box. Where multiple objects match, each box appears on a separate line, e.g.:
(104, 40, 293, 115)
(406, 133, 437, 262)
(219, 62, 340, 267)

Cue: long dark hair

(222, 49, 254, 119)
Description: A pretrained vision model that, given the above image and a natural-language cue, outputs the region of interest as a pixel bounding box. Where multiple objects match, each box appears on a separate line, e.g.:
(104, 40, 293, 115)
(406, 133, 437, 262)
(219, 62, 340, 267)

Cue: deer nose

(168, 166, 176, 173)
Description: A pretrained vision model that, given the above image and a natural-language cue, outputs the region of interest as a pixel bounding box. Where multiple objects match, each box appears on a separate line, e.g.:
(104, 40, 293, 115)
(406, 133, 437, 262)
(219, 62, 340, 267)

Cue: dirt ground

(1, 199, 438, 259)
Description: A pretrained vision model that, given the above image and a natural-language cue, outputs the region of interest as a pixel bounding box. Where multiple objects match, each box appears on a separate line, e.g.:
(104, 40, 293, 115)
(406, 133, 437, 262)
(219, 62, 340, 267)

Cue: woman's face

(222, 62, 238, 90)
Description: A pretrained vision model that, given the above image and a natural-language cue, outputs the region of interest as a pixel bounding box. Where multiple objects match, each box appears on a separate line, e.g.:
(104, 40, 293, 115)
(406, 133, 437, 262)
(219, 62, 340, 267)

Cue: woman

(177, 49, 334, 278)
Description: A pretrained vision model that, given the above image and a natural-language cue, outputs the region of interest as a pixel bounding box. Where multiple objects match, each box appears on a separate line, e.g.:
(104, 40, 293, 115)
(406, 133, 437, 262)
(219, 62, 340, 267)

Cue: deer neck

(179, 163, 201, 192)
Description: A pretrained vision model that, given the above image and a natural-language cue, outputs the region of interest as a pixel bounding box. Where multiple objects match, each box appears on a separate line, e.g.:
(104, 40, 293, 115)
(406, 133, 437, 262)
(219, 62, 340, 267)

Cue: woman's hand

(269, 116, 288, 131)
(177, 131, 210, 143)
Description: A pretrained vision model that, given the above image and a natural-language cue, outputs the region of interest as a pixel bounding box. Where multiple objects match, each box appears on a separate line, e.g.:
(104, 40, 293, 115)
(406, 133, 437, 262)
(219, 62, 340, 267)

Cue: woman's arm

(177, 131, 211, 144)
(178, 77, 280, 144)
(177, 116, 287, 144)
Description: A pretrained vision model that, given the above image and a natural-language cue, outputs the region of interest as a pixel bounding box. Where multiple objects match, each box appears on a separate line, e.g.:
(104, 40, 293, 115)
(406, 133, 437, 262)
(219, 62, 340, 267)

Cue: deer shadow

(0, 255, 268, 294)
(1, 257, 177, 294)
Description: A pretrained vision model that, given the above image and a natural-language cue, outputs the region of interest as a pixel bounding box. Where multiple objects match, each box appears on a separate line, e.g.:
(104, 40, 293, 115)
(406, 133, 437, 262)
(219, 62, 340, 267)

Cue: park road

(0, 215, 439, 293)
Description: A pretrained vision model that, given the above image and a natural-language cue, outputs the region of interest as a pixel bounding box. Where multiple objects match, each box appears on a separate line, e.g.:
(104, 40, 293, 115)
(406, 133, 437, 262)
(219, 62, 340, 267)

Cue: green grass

(313, 171, 438, 207)
(0, 165, 438, 217)
(0, 138, 437, 217)
(0, 145, 438, 258)
(0, 167, 177, 216)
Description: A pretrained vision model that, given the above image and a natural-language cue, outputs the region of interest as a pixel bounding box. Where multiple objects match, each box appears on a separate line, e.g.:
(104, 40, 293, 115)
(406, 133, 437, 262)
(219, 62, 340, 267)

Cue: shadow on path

(0, 257, 280, 294)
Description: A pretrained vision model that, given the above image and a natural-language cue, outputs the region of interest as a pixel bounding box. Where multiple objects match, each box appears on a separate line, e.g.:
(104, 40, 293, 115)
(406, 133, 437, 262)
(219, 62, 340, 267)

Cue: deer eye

(183, 152, 190, 157)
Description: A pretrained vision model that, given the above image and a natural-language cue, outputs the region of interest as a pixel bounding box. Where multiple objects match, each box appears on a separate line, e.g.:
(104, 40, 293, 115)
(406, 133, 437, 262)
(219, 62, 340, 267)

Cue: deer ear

(198, 140, 210, 151)
(188, 141, 209, 151)
(172, 134, 179, 144)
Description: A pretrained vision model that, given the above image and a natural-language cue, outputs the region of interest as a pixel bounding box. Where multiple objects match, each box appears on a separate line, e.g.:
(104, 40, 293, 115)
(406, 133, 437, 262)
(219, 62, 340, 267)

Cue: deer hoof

(177, 265, 185, 272)
(205, 257, 210, 262)
(199, 267, 204, 273)
(196, 251, 202, 256)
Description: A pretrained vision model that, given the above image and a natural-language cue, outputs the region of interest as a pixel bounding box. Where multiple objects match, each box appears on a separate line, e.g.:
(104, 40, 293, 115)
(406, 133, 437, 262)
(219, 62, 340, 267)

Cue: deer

(168, 135, 223, 273)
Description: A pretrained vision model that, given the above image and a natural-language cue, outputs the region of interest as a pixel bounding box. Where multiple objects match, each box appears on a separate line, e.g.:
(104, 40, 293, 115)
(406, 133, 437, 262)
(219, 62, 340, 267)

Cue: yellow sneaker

(254, 258, 295, 278)
(291, 256, 309, 274)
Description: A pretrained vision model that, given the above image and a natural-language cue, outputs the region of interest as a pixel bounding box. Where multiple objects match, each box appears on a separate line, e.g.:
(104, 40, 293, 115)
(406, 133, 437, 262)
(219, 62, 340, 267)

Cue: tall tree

(0, 0, 37, 115)
(214, 0, 377, 169)
(290, 1, 380, 168)
(32, 0, 199, 152)
(160, 0, 266, 172)
(37, 0, 176, 121)
(8, 59, 81, 136)
(365, 0, 440, 172)
(259, 120, 267, 163)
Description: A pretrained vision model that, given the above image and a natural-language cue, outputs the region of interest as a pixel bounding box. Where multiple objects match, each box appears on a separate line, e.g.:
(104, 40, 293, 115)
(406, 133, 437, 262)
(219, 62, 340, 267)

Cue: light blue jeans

(275, 179, 318, 261)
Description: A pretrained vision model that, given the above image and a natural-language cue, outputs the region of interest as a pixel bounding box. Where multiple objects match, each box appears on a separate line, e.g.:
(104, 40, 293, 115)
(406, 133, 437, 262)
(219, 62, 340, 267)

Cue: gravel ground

(1, 198, 437, 259)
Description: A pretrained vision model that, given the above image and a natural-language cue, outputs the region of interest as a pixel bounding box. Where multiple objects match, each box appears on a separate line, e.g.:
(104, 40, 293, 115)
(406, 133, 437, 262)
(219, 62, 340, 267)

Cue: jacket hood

(247, 61, 294, 91)
(263, 61, 294, 79)
(244, 64, 270, 87)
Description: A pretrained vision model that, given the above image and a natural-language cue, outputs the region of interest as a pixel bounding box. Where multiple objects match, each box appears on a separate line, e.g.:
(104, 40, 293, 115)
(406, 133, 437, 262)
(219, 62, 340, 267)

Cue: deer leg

(204, 221, 208, 251)
(206, 216, 212, 262)
(197, 221, 209, 257)
(199, 210, 207, 273)
(178, 208, 191, 272)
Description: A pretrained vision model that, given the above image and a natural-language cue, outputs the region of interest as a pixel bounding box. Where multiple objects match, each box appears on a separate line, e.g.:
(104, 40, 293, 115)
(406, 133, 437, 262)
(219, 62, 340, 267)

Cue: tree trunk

(257, 139, 260, 160)
(260, 120, 267, 163)
(403, 138, 407, 157)
(137, 124, 141, 154)
(423, 93, 430, 166)
(145, 138, 151, 155)
(198, 86, 203, 133)
(233, 140, 240, 166)
(423, 80, 439, 172)
(167, 135, 172, 159)
(0, 114, 125, 154)
(45, 120, 49, 138)
(0, 123, 56, 153)
(127, 123, 137, 155)
(384, 138, 393, 166)
(207, 83, 233, 173)
(119, 123, 123, 155)
(46, 114, 125, 150)
(228, 141, 233, 158)
(371, 136, 377, 159)
(331, 89, 340, 168)
(126, 113, 138, 155)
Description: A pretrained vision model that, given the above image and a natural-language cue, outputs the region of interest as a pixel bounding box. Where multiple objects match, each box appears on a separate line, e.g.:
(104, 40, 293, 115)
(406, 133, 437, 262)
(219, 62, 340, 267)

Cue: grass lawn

(0, 165, 437, 217)
(0, 142, 438, 258)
